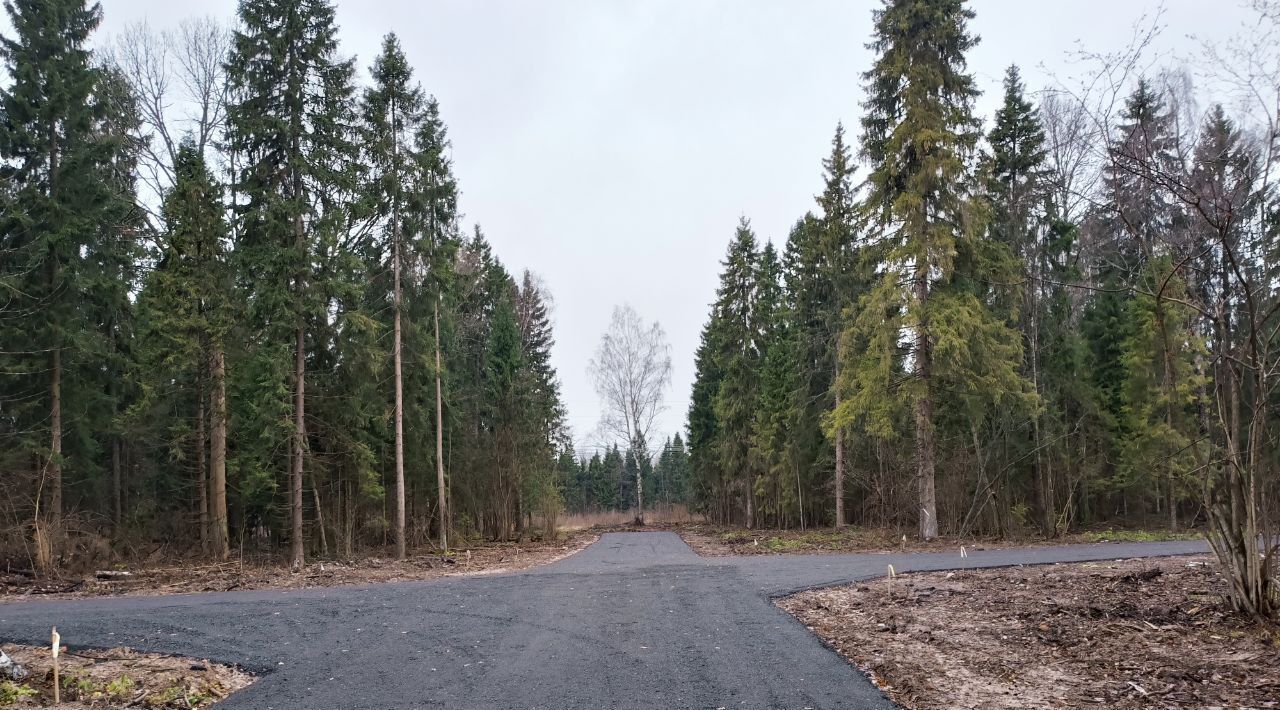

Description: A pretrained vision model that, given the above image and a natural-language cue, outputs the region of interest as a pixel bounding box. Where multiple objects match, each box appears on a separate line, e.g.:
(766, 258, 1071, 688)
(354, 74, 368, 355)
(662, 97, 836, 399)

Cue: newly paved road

(1, 532, 1205, 709)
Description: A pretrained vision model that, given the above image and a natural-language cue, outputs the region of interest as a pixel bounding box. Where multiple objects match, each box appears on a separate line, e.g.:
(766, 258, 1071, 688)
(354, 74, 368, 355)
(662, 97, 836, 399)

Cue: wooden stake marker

(51, 627, 60, 704)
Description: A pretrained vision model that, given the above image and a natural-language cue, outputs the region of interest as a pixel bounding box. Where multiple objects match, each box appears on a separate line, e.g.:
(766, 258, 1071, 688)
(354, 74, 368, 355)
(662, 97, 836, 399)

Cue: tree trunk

(291, 324, 306, 571)
(111, 438, 122, 530)
(914, 266, 938, 540)
(834, 422, 845, 529)
(1155, 301, 1179, 532)
(46, 124, 63, 536)
(196, 373, 209, 554)
(434, 299, 448, 550)
(634, 435, 645, 526)
(209, 347, 230, 560)
(392, 216, 406, 560)
(48, 346, 62, 532)
(312, 475, 328, 557)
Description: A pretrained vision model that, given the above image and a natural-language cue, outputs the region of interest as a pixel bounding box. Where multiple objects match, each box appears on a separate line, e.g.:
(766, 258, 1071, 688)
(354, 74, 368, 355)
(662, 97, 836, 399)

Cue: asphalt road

(1, 532, 1205, 709)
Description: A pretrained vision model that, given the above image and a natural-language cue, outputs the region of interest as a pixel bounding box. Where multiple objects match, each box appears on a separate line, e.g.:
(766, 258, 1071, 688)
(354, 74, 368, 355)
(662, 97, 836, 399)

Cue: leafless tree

(106, 17, 231, 231)
(588, 304, 672, 524)
(1050, 3, 1279, 618)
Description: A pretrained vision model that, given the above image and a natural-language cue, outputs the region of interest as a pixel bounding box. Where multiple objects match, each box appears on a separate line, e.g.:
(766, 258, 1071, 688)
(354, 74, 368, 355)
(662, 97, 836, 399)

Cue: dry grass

(558, 504, 702, 531)
(1, 532, 598, 600)
(0, 644, 252, 708)
(781, 556, 1280, 709)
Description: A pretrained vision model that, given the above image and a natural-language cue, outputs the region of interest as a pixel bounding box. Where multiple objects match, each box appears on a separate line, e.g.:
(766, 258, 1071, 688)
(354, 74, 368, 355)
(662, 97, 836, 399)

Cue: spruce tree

(984, 64, 1054, 532)
(134, 143, 233, 559)
(710, 219, 760, 526)
(749, 242, 794, 527)
(361, 33, 423, 560)
(816, 124, 860, 527)
(0, 0, 138, 541)
(779, 214, 830, 527)
(410, 95, 459, 550)
(226, 0, 357, 569)
(845, 0, 1028, 539)
(687, 317, 725, 521)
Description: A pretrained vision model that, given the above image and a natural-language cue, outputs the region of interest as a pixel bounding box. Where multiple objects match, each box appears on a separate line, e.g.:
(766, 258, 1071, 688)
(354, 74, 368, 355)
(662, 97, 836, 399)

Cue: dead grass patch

(0, 644, 251, 708)
(1, 532, 596, 601)
(779, 555, 1280, 709)
(674, 524, 1198, 557)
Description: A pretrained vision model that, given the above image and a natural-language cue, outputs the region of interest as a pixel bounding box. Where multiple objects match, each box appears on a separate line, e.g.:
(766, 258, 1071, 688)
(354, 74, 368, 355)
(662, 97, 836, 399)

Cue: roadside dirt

(673, 523, 1198, 557)
(780, 555, 1280, 709)
(675, 521, 1192, 560)
(0, 644, 251, 708)
(1, 533, 596, 602)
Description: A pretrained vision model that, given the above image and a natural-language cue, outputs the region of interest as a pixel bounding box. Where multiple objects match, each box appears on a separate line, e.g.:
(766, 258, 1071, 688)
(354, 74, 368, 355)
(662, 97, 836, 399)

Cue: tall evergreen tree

(410, 95, 459, 549)
(984, 64, 1055, 532)
(0, 0, 139, 543)
(710, 219, 761, 525)
(748, 242, 793, 527)
(133, 143, 233, 558)
(816, 124, 861, 527)
(361, 33, 423, 560)
(779, 213, 831, 527)
(225, 0, 358, 569)
(844, 0, 1028, 539)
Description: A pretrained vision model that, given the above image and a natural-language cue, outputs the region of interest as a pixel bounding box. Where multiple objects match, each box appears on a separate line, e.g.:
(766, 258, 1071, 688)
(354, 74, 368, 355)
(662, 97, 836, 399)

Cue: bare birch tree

(107, 17, 230, 231)
(588, 305, 672, 524)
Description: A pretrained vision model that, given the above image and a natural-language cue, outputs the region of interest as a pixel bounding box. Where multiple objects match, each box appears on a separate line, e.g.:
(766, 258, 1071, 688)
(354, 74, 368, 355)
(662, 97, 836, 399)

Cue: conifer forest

(1, 0, 1277, 619)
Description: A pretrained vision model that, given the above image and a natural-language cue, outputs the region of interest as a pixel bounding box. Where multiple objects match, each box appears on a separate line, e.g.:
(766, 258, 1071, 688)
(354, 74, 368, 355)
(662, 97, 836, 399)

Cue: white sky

(66, 0, 1255, 453)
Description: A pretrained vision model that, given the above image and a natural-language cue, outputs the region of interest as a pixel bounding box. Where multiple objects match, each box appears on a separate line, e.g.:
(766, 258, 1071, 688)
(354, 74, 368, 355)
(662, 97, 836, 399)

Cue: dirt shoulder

(0, 644, 251, 708)
(672, 523, 1199, 557)
(779, 555, 1279, 709)
(1, 532, 596, 602)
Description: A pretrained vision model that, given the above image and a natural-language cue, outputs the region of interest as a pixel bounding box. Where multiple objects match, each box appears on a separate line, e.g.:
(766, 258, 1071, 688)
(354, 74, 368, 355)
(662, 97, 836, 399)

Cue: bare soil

(1, 533, 596, 601)
(673, 523, 1198, 557)
(0, 644, 251, 708)
(780, 555, 1280, 709)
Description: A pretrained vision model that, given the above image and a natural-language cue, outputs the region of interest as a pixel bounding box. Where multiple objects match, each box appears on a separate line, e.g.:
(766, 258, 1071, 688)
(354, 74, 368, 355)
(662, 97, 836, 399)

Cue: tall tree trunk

(49, 346, 62, 532)
(112, 438, 122, 530)
(209, 346, 230, 560)
(434, 299, 448, 550)
(197, 372, 209, 554)
(392, 216, 406, 560)
(1155, 302, 1179, 532)
(915, 266, 938, 540)
(634, 435, 645, 526)
(834, 422, 845, 528)
(1030, 294, 1054, 536)
(291, 324, 306, 571)
(46, 125, 62, 536)
(311, 475, 328, 557)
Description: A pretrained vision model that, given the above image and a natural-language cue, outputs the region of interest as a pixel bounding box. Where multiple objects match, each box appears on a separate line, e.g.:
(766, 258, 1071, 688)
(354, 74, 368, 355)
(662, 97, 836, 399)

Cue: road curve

(0, 532, 1206, 709)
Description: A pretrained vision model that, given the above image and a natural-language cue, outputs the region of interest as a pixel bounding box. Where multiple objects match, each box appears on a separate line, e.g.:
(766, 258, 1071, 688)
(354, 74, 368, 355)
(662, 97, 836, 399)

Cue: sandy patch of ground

(1, 532, 596, 601)
(779, 555, 1280, 709)
(0, 645, 251, 708)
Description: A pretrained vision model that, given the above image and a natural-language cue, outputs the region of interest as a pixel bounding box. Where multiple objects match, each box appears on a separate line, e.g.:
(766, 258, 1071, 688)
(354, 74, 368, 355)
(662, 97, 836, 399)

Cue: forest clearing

(3, 0, 1279, 706)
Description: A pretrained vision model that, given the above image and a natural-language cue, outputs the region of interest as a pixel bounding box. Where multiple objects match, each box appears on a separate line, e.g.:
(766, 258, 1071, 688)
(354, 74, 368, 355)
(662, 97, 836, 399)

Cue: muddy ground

(1, 533, 596, 601)
(780, 555, 1280, 709)
(0, 645, 251, 708)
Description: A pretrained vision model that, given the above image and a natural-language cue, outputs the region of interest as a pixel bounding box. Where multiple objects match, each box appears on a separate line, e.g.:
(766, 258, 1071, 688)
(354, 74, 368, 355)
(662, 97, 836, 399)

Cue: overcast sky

(77, 0, 1253, 455)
